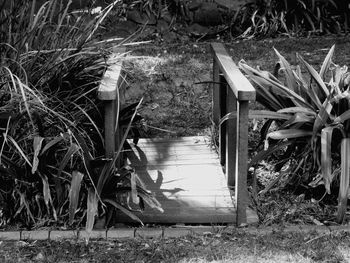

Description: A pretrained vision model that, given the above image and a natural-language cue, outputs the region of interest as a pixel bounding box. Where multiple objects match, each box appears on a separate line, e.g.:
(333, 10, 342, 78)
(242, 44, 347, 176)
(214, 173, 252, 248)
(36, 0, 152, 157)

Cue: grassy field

(1, 229, 350, 262)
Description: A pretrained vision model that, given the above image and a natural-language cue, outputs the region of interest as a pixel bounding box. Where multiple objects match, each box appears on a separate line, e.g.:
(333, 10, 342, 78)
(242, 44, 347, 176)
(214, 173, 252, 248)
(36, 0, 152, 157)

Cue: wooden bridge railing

(97, 47, 126, 163)
(211, 43, 256, 226)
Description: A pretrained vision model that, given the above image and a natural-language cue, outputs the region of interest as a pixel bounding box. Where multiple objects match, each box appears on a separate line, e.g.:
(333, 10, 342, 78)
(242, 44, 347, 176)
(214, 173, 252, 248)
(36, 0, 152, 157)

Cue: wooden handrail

(98, 47, 126, 161)
(211, 43, 256, 226)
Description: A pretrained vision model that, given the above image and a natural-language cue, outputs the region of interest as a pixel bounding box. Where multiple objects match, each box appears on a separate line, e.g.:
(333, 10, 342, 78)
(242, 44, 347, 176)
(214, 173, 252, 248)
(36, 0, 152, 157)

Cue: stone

(107, 228, 135, 239)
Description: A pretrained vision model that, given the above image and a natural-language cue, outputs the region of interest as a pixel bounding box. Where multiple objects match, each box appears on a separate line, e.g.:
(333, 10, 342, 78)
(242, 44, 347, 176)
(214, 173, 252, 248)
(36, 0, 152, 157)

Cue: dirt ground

(123, 36, 350, 138)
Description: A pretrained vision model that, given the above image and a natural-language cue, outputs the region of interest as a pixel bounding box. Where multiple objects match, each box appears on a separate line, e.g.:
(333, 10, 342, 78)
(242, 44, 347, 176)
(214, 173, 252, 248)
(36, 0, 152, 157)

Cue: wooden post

(226, 87, 237, 188)
(104, 100, 116, 159)
(235, 101, 249, 225)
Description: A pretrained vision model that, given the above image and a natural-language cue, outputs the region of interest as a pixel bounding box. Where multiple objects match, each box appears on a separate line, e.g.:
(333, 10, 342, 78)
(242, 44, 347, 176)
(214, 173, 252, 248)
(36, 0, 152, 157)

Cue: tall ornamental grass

(238, 46, 350, 223)
(0, 0, 162, 233)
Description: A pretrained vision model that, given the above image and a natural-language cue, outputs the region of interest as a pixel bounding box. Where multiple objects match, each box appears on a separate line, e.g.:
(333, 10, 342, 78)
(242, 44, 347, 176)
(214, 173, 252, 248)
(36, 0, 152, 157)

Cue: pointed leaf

(32, 136, 44, 174)
(267, 129, 313, 140)
(69, 171, 84, 225)
(277, 107, 316, 116)
(337, 139, 350, 223)
(321, 127, 335, 194)
(249, 141, 294, 167)
(57, 143, 80, 178)
(130, 170, 139, 205)
(40, 134, 67, 156)
(274, 48, 298, 92)
(319, 45, 335, 80)
(8, 136, 32, 167)
(297, 53, 329, 97)
(86, 188, 98, 237)
(334, 109, 350, 124)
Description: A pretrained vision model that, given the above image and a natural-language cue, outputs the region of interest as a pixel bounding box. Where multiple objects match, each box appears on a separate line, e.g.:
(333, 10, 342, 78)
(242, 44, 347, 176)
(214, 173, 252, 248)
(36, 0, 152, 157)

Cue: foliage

(0, 0, 161, 231)
(239, 45, 350, 222)
(232, 0, 350, 38)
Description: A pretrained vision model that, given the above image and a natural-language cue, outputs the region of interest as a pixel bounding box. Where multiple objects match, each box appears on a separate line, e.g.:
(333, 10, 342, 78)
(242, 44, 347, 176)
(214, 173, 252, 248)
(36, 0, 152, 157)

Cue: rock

(127, 10, 157, 25)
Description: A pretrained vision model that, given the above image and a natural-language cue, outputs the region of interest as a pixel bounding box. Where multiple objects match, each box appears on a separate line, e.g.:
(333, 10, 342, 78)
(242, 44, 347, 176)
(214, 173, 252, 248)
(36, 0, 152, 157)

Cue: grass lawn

(1, 229, 350, 262)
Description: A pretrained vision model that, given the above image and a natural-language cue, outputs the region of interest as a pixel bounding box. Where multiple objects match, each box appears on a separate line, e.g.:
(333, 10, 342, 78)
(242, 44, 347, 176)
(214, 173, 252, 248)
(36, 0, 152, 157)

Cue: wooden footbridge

(98, 43, 258, 226)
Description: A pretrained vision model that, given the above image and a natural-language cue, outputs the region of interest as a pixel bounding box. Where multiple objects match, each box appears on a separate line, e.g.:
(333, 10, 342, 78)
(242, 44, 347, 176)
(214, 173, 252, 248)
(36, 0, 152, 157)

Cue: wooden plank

(211, 43, 256, 101)
(98, 47, 126, 100)
(235, 101, 249, 226)
(226, 87, 237, 188)
(213, 54, 220, 125)
(115, 206, 258, 224)
(121, 136, 258, 225)
(219, 75, 227, 166)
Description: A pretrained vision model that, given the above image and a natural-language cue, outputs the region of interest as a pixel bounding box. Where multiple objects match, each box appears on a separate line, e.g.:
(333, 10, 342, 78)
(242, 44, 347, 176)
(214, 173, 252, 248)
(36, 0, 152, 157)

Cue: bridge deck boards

(116, 136, 258, 224)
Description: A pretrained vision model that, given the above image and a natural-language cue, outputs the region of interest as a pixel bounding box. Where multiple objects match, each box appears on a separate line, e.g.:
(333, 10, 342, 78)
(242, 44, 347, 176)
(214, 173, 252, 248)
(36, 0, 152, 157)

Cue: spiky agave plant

(238, 45, 350, 223)
(0, 0, 162, 230)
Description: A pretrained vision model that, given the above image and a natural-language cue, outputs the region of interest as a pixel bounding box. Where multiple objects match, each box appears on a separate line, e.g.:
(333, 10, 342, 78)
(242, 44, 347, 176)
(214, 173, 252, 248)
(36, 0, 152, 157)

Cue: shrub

(239, 45, 350, 223)
(233, 0, 350, 37)
(0, 0, 162, 232)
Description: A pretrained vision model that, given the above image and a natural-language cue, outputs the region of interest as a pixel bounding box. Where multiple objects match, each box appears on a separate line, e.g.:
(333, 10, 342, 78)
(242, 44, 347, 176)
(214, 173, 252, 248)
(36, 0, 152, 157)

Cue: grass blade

(7, 136, 32, 167)
(69, 171, 84, 225)
(274, 48, 298, 92)
(320, 45, 335, 81)
(86, 188, 98, 239)
(297, 53, 330, 97)
(337, 138, 350, 223)
(57, 143, 80, 178)
(32, 136, 44, 174)
(321, 127, 335, 194)
(267, 129, 313, 140)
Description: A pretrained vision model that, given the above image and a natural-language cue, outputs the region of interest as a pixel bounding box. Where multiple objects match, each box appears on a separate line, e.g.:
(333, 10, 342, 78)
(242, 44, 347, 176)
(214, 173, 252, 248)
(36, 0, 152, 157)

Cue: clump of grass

(0, 0, 162, 231)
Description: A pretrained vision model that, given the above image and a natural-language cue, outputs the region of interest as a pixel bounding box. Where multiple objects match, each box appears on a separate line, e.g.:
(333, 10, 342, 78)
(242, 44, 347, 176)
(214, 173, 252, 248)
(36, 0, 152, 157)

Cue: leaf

(337, 138, 350, 223)
(277, 107, 316, 116)
(321, 127, 335, 194)
(32, 136, 44, 174)
(267, 129, 313, 140)
(137, 191, 164, 213)
(249, 141, 294, 167)
(239, 60, 311, 109)
(297, 53, 329, 97)
(274, 48, 298, 92)
(57, 143, 80, 178)
(334, 109, 350, 124)
(319, 45, 335, 80)
(219, 110, 290, 126)
(7, 136, 32, 167)
(40, 134, 67, 156)
(86, 188, 98, 238)
(69, 171, 84, 225)
(130, 170, 139, 205)
(103, 198, 143, 225)
(38, 172, 57, 221)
